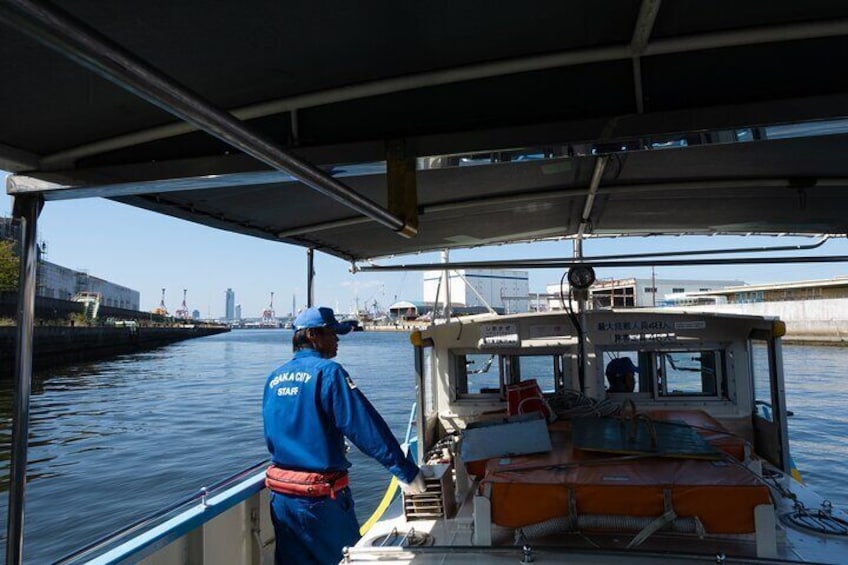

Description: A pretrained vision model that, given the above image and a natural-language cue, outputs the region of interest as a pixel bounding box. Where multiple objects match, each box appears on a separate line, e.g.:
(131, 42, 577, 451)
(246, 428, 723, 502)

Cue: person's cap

(293, 307, 354, 335)
(605, 357, 639, 377)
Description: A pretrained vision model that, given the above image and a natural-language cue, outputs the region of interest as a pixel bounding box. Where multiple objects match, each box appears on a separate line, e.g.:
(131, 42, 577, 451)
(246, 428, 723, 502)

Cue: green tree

(0, 240, 20, 291)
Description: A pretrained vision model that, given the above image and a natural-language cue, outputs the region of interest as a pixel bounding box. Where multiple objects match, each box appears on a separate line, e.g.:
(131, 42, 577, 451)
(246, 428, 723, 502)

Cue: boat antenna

(441, 249, 452, 320)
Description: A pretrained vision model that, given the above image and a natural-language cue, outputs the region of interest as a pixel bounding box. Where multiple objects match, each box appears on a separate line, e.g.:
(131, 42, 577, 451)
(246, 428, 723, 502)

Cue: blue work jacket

(263, 349, 418, 483)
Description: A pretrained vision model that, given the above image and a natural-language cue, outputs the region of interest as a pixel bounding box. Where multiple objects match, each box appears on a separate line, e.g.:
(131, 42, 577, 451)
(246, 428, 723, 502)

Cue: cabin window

(750, 340, 773, 419)
(655, 350, 722, 397)
(602, 348, 726, 398)
(453, 352, 566, 398)
(502, 354, 562, 393)
(465, 353, 501, 394)
(749, 336, 788, 471)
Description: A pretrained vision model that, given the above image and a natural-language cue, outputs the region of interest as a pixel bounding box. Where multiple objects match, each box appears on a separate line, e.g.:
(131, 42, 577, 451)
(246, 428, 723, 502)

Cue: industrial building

(38, 261, 140, 310)
(667, 277, 848, 343)
(2, 216, 140, 310)
(686, 277, 848, 304)
(545, 277, 745, 310)
(423, 269, 529, 313)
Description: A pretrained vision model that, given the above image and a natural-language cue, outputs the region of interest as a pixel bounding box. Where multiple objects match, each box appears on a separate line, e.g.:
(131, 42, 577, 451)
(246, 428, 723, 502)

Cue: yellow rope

(359, 476, 399, 536)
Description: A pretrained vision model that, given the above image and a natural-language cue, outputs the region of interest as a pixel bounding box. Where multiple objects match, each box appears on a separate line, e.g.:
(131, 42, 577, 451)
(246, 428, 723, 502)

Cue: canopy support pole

(6, 194, 42, 565)
(630, 0, 662, 114)
(307, 248, 315, 308)
(441, 250, 452, 320)
(576, 155, 609, 244)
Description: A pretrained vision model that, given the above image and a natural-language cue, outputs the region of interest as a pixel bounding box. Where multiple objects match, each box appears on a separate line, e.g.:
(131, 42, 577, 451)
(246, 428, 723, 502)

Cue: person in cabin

(262, 306, 426, 565)
(605, 357, 638, 393)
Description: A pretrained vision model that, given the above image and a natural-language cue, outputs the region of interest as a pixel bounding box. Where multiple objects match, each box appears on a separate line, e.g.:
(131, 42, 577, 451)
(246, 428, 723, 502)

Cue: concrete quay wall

(0, 291, 171, 324)
(667, 298, 848, 345)
(0, 325, 230, 377)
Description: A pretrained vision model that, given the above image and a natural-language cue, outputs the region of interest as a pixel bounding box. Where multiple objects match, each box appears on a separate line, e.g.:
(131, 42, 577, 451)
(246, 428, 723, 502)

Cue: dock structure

(0, 324, 229, 378)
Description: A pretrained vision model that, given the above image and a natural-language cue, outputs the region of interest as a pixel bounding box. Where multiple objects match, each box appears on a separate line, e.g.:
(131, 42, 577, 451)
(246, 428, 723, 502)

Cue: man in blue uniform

(263, 306, 425, 564)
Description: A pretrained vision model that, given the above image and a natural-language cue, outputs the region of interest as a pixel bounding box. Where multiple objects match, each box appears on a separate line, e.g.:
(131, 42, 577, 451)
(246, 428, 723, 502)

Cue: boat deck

(350, 409, 848, 564)
(352, 472, 848, 564)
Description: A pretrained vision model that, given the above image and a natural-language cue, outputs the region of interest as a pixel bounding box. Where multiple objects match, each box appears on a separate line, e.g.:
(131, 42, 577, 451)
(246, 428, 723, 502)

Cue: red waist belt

(265, 466, 349, 499)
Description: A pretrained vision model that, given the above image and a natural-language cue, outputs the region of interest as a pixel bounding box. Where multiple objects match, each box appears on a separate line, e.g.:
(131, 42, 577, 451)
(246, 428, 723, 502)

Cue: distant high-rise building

(235, 304, 242, 320)
(225, 288, 235, 320)
(192, 309, 201, 320)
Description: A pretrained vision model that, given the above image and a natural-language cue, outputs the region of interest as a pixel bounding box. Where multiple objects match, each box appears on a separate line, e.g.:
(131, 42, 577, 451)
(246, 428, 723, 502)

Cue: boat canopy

(3, 1, 848, 260)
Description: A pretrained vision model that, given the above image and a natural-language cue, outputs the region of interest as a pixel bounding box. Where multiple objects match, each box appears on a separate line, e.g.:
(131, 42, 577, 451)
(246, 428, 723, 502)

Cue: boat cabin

(373, 309, 798, 560)
(420, 310, 788, 466)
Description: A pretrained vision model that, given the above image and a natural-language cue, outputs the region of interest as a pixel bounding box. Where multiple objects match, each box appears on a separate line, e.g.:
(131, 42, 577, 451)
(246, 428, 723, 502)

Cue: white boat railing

(54, 401, 421, 563)
(55, 460, 270, 564)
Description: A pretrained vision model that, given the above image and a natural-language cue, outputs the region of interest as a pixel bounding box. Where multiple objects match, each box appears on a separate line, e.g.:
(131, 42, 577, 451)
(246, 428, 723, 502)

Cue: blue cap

(293, 307, 353, 335)
(605, 357, 639, 378)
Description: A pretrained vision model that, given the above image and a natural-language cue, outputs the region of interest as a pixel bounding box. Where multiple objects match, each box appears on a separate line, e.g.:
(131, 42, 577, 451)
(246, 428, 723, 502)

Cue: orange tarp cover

(480, 417, 770, 533)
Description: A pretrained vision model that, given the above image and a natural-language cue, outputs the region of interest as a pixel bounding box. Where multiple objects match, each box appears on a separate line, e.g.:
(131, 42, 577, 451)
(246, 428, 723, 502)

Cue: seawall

(0, 325, 230, 377)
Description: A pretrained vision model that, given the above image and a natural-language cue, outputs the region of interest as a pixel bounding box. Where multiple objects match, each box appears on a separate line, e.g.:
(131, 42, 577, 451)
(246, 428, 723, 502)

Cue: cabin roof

(4, 1, 848, 261)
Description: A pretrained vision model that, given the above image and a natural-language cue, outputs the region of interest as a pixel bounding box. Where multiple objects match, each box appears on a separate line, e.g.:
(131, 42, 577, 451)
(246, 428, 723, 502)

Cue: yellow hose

(359, 476, 399, 536)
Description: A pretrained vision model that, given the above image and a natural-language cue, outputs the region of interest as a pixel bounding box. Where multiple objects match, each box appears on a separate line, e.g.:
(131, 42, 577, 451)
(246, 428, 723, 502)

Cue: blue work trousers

(270, 487, 360, 565)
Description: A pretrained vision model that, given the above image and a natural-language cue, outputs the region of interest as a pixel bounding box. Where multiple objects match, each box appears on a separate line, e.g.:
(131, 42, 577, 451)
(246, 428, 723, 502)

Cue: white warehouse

(423, 269, 529, 313)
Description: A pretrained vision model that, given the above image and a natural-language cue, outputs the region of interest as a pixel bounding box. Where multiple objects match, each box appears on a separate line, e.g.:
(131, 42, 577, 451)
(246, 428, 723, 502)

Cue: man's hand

(399, 471, 427, 495)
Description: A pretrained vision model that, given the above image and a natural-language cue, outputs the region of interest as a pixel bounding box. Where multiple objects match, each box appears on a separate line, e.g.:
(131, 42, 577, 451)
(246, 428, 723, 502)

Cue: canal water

(0, 329, 846, 563)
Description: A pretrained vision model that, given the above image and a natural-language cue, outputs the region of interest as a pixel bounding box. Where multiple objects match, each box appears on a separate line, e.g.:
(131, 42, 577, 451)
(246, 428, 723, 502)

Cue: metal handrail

(55, 459, 270, 564)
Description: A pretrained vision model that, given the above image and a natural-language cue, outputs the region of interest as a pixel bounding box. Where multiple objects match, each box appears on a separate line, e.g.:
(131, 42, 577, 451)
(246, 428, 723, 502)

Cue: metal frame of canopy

(4, 1, 848, 563)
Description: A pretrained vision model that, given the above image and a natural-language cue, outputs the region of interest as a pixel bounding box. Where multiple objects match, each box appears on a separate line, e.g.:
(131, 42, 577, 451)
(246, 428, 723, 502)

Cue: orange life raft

(478, 412, 770, 534)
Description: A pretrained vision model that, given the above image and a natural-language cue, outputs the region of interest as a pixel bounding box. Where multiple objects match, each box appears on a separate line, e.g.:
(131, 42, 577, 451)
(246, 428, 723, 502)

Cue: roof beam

(0, 0, 411, 236)
(0, 143, 40, 172)
(357, 255, 848, 273)
(630, 0, 662, 113)
(577, 155, 609, 240)
(33, 17, 848, 170)
(280, 177, 848, 241)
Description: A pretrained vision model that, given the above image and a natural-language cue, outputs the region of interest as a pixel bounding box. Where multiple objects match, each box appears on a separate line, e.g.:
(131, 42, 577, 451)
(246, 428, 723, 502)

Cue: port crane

(260, 292, 277, 327)
(175, 289, 190, 320)
(152, 288, 168, 317)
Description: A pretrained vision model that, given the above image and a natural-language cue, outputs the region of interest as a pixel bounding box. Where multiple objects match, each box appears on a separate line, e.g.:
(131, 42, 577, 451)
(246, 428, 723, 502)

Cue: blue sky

(4, 171, 848, 319)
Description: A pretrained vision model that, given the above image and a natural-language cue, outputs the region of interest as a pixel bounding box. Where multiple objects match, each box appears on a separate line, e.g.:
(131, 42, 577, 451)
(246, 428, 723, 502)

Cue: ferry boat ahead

(3, 1, 848, 563)
(346, 308, 848, 563)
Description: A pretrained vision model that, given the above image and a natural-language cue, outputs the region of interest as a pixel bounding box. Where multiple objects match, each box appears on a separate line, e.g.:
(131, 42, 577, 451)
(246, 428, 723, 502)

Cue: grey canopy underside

(3, 0, 848, 261)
